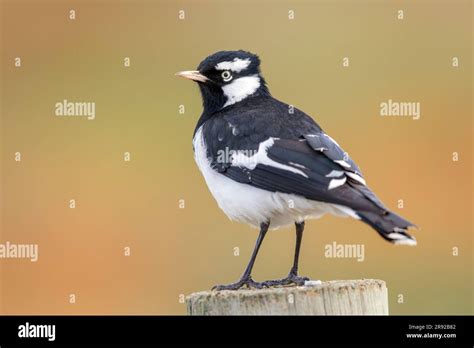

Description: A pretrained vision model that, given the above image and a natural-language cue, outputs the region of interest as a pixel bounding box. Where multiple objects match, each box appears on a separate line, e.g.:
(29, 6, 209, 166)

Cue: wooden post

(186, 279, 388, 315)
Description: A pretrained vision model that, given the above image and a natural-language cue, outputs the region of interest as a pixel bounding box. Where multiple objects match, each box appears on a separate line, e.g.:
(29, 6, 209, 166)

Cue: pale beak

(175, 70, 209, 83)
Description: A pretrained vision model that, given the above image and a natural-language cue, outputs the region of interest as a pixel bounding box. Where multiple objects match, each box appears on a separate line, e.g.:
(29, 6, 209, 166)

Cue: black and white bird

(176, 50, 417, 290)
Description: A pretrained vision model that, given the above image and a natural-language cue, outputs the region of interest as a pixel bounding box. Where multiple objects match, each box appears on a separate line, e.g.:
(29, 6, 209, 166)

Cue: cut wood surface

(186, 279, 388, 315)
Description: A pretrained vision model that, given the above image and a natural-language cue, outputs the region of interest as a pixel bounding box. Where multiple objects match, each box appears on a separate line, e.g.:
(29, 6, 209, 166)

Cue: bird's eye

(221, 70, 233, 82)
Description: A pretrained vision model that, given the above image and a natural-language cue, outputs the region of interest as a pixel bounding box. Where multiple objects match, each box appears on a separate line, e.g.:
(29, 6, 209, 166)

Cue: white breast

(193, 126, 357, 229)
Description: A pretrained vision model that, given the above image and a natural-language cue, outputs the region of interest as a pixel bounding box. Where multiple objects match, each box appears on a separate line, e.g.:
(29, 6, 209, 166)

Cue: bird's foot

(262, 272, 310, 287)
(212, 276, 266, 291)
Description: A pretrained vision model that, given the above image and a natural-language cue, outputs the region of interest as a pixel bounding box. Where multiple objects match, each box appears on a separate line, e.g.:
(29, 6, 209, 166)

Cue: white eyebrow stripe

(215, 58, 251, 73)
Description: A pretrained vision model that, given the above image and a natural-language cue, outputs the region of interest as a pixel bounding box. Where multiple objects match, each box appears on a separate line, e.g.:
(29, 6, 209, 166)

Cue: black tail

(357, 210, 417, 245)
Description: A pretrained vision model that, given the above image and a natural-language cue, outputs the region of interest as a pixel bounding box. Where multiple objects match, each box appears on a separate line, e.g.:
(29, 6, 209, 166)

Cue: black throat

(198, 82, 227, 116)
(193, 77, 270, 136)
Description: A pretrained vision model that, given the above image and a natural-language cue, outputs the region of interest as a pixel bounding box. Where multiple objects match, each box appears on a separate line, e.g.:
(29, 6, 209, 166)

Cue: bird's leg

(212, 222, 269, 291)
(287, 221, 310, 284)
(262, 221, 309, 287)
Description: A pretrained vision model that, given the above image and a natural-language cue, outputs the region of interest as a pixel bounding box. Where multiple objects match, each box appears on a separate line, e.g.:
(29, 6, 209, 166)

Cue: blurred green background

(0, 0, 472, 314)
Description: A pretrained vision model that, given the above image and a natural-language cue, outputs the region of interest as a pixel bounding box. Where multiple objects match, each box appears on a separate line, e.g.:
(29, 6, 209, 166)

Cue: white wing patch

(289, 162, 307, 170)
(334, 160, 351, 168)
(231, 138, 308, 178)
(215, 58, 251, 73)
(346, 171, 367, 185)
(325, 170, 345, 178)
(326, 170, 346, 190)
(328, 177, 347, 190)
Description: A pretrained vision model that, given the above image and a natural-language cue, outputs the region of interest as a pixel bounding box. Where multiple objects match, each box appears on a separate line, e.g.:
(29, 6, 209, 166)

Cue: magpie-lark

(176, 50, 417, 290)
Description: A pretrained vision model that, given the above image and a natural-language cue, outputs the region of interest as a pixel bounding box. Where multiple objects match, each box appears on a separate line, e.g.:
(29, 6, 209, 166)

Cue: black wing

(201, 97, 386, 214)
(200, 96, 416, 242)
(222, 137, 384, 213)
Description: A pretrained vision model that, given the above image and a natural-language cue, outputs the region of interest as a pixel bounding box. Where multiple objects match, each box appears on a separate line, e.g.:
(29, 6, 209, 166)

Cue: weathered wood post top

(187, 279, 388, 315)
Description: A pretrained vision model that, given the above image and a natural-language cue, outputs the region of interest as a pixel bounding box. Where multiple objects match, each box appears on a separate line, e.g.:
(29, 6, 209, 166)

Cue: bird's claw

(212, 276, 267, 291)
(261, 273, 309, 287)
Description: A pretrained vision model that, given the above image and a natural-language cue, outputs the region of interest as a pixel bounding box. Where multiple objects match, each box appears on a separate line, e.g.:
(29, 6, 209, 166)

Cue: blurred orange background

(0, 0, 472, 314)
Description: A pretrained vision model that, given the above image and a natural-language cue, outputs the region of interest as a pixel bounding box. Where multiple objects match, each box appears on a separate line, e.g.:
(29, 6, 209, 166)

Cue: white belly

(193, 126, 357, 229)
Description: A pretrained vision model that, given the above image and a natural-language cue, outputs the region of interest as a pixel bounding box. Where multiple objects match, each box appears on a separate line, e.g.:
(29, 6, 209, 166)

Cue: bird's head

(176, 50, 269, 114)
